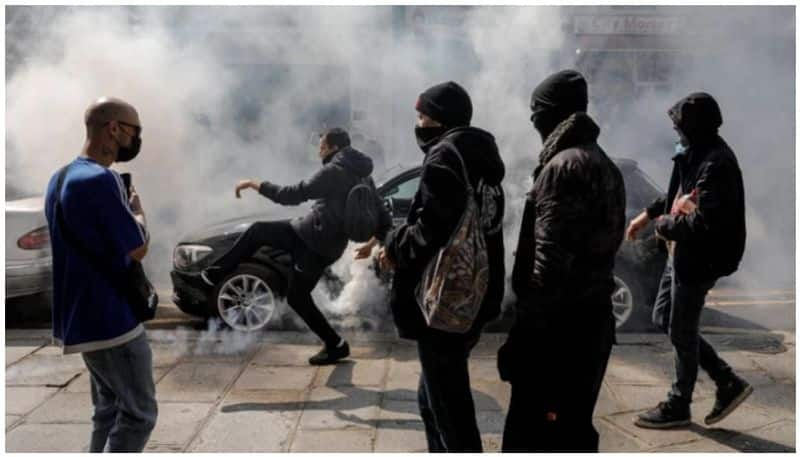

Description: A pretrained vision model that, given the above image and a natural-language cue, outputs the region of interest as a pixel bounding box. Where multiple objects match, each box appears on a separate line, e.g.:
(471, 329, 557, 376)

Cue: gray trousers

(81, 332, 158, 452)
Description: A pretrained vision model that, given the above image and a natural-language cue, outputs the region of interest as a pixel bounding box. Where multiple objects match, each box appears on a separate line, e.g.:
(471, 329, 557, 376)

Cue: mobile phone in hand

(120, 173, 132, 197)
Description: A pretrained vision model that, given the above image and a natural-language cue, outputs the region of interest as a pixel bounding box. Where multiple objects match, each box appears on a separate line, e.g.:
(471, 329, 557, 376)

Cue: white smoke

(314, 245, 390, 330)
(156, 318, 261, 356)
(6, 6, 794, 333)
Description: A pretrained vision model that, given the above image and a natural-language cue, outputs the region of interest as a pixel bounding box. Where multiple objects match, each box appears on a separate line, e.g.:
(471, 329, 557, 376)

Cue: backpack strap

(438, 141, 478, 214)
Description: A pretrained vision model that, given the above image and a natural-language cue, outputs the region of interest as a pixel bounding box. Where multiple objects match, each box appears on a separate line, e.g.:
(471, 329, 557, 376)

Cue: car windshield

(375, 164, 410, 187)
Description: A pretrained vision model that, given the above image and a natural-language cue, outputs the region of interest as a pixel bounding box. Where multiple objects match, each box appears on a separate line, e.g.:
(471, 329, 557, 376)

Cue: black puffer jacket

(647, 93, 746, 282)
(511, 112, 626, 321)
(259, 146, 392, 260)
(385, 126, 506, 341)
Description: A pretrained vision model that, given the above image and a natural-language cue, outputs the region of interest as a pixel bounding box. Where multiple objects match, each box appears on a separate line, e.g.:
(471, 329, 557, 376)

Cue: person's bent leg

(81, 353, 119, 452)
(416, 336, 482, 452)
(286, 259, 341, 348)
(210, 221, 296, 277)
(699, 334, 734, 386)
(105, 333, 158, 452)
(636, 261, 693, 429)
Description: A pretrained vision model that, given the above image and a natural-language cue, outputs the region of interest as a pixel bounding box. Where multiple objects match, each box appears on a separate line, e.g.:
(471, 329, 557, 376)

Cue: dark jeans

(213, 220, 341, 347)
(501, 312, 614, 452)
(417, 333, 483, 452)
(652, 260, 734, 406)
(81, 332, 158, 452)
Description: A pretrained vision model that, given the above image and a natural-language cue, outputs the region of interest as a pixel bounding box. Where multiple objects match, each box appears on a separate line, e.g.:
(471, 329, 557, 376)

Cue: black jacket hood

(668, 92, 723, 143)
(332, 146, 374, 178)
(439, 126, 505, 186)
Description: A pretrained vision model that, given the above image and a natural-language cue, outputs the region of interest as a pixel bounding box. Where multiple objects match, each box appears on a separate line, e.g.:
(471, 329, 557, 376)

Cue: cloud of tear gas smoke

(571, 6, 796, 290)
(314, 247, 391, 330)
(7, 6, 794, 334)
(157, 318, 261, 357)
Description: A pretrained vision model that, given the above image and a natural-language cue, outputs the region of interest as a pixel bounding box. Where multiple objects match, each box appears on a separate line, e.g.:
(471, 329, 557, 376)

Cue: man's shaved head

(85, 97, 140, 137)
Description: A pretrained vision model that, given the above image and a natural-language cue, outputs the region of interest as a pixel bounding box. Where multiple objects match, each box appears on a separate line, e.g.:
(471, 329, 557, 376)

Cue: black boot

(309, 341, 350, 365)
(635, 401, 691, 429)
(705, 377, 753, 425)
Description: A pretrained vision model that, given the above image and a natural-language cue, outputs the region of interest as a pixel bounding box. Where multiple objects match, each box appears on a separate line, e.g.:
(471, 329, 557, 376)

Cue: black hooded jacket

(259, 146, 392, 260)
(384, 126, 506, 341)
(647, 93, 746, 282)
(511, 112, 626, 321)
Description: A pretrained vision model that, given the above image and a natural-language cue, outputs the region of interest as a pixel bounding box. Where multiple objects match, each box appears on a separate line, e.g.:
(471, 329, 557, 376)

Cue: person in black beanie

(498, 70, 626, 451)
(377, 81, 506, 452)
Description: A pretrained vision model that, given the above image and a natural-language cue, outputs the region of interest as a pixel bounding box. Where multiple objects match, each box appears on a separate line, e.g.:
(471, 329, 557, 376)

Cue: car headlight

(173, 244, 213, 269)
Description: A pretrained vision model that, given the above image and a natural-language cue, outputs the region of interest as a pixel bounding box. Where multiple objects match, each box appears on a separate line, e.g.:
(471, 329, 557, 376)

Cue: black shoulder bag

(54, 165, 158, 322)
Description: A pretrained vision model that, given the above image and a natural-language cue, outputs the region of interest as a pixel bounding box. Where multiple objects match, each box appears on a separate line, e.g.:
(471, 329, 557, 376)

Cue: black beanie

(530, 70, 589, 113)
(415, 81, 473, 127)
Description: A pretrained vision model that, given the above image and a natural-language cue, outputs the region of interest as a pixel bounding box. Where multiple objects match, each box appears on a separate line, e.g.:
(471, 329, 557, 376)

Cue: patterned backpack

(415, 150, 490, 333)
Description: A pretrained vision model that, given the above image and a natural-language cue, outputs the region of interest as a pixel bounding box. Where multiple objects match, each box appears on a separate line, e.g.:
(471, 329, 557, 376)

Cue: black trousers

(501, 313, 615, 452)
(213, 220, 341, 347)
(417, 333, 483, 452)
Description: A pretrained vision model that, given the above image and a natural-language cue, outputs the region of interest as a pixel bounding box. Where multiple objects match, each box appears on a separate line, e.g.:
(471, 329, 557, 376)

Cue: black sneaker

(705, 377, 754, 426)
(200, 266, 223, 287)
(634, 401, 691, 429)
(309, 341, 350, 365)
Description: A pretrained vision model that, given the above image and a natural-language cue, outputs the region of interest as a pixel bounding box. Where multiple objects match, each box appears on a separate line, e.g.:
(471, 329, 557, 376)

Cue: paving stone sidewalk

(5, 329, 795, 452)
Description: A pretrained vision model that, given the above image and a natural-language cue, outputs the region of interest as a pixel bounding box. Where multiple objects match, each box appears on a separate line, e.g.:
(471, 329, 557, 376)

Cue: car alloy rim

(612, 276, 634, 329)
(217, 274, 276, 332)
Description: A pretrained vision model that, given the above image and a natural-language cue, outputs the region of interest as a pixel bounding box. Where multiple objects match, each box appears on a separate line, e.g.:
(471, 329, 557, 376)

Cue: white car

(6, 194, 52, 298)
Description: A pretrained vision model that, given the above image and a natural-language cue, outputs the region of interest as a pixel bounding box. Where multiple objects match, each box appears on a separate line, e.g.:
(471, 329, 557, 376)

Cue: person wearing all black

(202, 128, 392, 365)
(498, 70, 626, 452)
(377, 81, 506, 452)
(627, 93, 751, 429)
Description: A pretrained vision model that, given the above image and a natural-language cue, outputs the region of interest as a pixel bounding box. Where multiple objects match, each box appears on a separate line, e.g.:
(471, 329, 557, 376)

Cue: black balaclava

(668, 92, 723, 147)
(530, 70, 588, 142)
(415, 81, 472, 150)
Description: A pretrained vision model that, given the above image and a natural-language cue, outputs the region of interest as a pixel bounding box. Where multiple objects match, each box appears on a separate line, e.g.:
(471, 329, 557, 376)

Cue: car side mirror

(384, 198, 394, 215)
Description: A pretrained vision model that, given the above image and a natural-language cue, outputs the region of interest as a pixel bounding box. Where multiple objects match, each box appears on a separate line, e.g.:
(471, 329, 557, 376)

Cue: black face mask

(414, 126, 448, 151)
(115, 133, 142, 163)
(530, 108, 564, 143)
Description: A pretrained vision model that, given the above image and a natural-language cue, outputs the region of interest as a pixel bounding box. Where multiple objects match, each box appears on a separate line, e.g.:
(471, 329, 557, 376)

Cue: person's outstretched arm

(233, 167, 336, 206)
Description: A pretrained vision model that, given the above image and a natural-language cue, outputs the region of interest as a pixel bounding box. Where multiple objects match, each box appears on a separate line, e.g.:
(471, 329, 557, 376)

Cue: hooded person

(627, 93, 751, 429)
(201, 127, 392, 365)
(499, 70, 626, 452)
(378, 81, 506, 452)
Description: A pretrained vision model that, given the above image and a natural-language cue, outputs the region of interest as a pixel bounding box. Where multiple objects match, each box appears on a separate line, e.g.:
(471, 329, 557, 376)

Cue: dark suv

(170, 158, 667, 332)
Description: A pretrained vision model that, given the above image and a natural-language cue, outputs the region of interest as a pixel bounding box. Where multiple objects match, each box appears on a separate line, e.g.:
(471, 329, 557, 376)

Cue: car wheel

(210, 263, 281, 332)
(612, 267, 653, 332)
